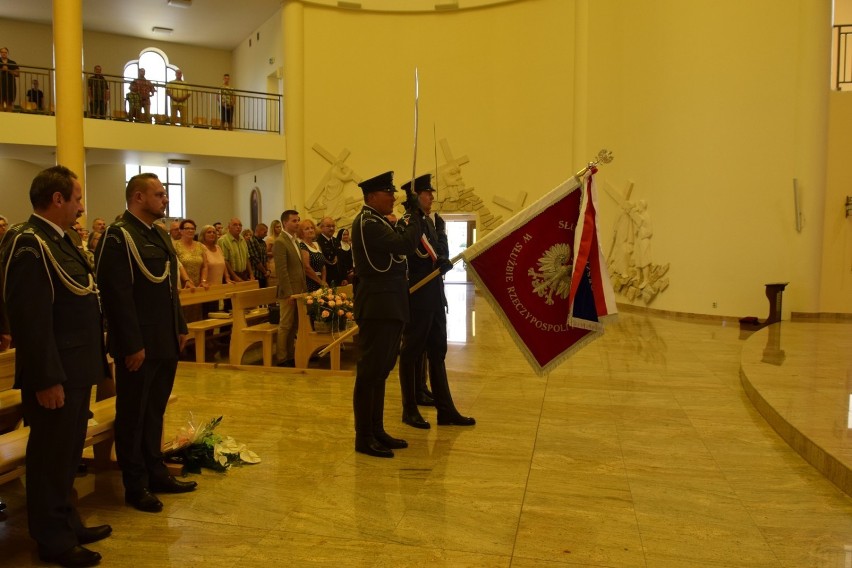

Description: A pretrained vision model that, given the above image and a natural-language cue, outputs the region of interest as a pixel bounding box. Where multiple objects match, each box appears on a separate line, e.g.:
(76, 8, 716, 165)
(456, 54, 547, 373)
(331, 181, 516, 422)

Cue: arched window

(123, 48, 182, 117)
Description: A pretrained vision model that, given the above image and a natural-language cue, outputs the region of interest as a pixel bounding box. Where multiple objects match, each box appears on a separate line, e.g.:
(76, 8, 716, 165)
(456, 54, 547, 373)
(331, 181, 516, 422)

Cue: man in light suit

(273, 210, 307, 367)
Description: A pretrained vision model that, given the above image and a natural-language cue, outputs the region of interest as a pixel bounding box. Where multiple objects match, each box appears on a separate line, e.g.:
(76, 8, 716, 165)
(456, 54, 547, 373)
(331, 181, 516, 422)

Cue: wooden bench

(178, 280, 258, 307)
(228, 286, 279, 366)
(293, 285, 355, 370)
(0, 350, 178, 491)
(179, 281, 259, 362)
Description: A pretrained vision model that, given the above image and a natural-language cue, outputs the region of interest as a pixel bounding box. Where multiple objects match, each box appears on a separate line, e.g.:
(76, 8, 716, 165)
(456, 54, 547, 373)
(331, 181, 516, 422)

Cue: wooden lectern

(739, 282, 789, 332)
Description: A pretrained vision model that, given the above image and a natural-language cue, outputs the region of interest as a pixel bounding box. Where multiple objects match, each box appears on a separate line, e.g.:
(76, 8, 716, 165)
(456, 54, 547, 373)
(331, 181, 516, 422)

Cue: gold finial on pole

(574, 149, 614, 179)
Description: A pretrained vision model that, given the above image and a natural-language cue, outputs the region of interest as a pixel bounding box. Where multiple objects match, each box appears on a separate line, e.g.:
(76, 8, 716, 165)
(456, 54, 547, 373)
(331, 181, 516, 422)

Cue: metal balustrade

(834, 24, 852, 91)
(0, 67, 282, 134)
(0, 65, 54, 113)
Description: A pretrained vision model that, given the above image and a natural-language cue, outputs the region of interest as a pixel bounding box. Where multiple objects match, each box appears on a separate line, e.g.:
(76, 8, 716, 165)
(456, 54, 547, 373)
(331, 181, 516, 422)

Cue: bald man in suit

(272, 210, 307, 367)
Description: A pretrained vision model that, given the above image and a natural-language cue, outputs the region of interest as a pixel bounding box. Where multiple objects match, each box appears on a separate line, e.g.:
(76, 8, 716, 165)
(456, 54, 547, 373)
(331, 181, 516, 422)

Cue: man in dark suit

(95, 173, 193, 514)
(398, 174, 475, 429)
(273, 209, 307, 367)
(317, 216, 344, 286)
(351, 171, 421, 458)
(1, 165, 112, 567)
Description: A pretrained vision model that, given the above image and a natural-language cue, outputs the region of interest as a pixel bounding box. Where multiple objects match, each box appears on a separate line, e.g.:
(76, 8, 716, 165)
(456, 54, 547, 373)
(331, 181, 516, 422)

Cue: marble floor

(1, 285, 852, 567)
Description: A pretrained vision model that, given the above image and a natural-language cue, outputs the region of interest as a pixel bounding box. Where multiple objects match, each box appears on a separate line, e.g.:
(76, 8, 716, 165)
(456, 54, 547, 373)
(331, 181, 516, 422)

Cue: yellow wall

(822, 92, 852, 313)
(298, 0, 575, 211)
(582, 0, 833, 317)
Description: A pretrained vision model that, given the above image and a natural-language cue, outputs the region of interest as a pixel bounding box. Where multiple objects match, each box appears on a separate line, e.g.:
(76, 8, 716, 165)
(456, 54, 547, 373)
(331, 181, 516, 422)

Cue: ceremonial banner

(462, 171, 617, 376)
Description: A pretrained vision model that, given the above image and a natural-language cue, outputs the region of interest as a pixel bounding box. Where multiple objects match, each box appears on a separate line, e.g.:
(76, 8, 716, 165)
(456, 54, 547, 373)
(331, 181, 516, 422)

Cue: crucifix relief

(427, 139, 502, 236)
(308, 144, 363, 227)
(603, 179, 670, 304)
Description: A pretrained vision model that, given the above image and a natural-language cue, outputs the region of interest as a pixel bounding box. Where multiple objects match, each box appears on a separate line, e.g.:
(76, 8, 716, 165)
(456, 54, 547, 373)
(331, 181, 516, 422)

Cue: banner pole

(317, 251, 464, 357)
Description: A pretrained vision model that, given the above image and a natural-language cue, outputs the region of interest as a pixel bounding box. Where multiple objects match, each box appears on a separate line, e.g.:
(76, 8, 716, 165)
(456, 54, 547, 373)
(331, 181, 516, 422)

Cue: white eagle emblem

(528, 243, 573, 306)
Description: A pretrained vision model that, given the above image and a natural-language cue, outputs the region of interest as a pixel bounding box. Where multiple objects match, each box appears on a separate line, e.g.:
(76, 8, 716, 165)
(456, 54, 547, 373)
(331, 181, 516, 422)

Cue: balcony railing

(0, 67, 282, 133)
(834, 24, 852, 91)
(0, 65, 54, 113)
(84, 73, 282, 133)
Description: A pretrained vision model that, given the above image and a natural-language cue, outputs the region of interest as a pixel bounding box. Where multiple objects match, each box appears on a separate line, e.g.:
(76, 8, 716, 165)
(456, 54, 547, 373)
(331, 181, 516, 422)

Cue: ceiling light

(168, 159, 191, 166)
(152, 26, 174, 34)
(167, 0, 192, 7)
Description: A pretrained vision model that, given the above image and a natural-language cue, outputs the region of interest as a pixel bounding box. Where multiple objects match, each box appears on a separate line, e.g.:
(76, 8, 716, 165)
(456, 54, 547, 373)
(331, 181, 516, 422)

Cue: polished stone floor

(1, 285, 851, 566)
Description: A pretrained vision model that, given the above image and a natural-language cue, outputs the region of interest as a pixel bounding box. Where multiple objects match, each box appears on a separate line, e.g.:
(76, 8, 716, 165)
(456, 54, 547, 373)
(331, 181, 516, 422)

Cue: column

(283, 0, 306, 209)
(52, 0, 86, 199)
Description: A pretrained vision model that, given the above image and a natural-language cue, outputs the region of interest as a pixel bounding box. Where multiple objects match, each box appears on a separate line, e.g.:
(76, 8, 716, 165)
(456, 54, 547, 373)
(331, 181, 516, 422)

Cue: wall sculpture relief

(308, 144, 363, 228)
(309, 139, 502, 236)
(428, 139, 501, 236)
(603, 181, 670, 304)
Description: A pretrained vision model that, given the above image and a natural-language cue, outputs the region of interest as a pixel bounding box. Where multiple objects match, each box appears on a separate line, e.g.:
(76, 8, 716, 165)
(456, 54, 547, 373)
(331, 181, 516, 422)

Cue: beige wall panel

(185, 168, 235, 228)
(0, 159, 44, 225)
(585, 0, 831, 317)
(298, 0, 575, 215)
(822, 92, 852, 313)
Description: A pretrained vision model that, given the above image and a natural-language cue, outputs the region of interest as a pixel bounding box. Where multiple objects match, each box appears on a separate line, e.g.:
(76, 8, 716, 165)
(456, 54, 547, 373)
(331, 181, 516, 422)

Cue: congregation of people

(0, 164, 474, 567)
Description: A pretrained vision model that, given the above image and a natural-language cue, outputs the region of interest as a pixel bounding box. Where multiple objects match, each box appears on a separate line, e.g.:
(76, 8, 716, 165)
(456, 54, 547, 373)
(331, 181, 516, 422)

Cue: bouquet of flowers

(304, 286, 355, 329)
(163, 414, 260, 473)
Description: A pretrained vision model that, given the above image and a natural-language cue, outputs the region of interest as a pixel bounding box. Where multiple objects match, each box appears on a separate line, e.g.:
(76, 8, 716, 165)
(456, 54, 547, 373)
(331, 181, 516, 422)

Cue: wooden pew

(178, 280, 259, 307)
(0, 350, 22, 433)
(179, 281, 258, 362)
(228, 286, 279, 366)
(0, 349, 178, 491)
(293, 285, 354, 370)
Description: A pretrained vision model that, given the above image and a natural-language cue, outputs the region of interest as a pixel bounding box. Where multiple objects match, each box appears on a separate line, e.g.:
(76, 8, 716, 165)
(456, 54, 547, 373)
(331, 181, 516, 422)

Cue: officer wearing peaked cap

(398, 173, 475, 430)
(350, 170, 421, 458)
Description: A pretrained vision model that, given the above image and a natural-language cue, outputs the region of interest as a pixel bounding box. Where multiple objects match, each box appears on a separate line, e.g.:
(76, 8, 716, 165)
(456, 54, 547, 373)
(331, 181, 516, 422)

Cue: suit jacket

(351, 206, 420, 322)
(272, 232, 306, 299)
(408, 211, 447, 312)
(317, 233, 342, 285)
(95, 211, 187, 359)
(1, 215, 109, 391)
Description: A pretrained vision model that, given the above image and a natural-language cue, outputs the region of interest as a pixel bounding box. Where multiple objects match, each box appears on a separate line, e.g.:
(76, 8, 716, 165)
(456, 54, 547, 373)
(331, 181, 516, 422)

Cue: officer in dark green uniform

(351, 171, 421, 458)
(398, 174, 475, 429)
(95, 173, 193, 513)
(1, 166, 112, 567)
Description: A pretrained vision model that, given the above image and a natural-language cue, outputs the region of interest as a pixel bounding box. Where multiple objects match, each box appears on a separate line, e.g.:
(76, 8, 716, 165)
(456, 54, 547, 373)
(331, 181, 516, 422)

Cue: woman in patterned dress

(298, 219, 327, 292)
(174, 219, 208, 289)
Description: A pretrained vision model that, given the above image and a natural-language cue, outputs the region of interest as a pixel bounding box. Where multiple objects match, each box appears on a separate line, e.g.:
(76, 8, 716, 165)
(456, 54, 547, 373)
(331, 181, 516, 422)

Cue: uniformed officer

(398, 174, 475, 429)
(1, 165, 112, 567)
(351, 171, 421, 457)
(95, 173, 194, 513)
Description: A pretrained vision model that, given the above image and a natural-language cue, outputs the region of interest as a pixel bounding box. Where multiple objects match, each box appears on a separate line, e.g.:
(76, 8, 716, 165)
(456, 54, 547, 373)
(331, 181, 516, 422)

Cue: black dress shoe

(77, 524, 112, 545)
(437, 413, 476, 426)
(125, 489, 163, 513)
(150, 476, 198, 494)
(0, 500, 5, 511)
(40, 545, 102, 567)
(402, 411, 431, 429)
(374, 431, 408, 449)
(355, 438, 394, 458)
(415, 391, 435, 406)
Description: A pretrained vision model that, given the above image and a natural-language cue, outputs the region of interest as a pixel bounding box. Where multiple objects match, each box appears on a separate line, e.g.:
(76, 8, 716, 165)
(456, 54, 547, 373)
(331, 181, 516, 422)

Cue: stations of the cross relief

(307, 140, 503, 236)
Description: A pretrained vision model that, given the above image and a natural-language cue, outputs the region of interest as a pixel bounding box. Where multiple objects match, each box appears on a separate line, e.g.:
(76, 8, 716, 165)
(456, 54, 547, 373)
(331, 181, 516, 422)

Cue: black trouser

(353, 319, 404, 439)
(22, 385, 92, 556)
(114, 358, 177, 492)
(399, 308, 458, 416)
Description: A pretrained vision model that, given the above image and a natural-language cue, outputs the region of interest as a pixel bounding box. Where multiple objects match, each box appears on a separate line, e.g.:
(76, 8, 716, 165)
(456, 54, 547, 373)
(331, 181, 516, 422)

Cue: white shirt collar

(33, 213, 67, 238)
